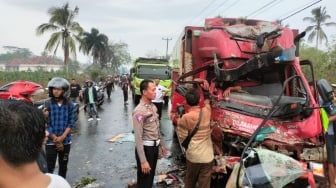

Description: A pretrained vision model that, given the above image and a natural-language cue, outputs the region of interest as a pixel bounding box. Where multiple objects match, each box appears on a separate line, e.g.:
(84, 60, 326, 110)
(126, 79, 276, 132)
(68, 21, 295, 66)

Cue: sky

(0, 0, 335, 64)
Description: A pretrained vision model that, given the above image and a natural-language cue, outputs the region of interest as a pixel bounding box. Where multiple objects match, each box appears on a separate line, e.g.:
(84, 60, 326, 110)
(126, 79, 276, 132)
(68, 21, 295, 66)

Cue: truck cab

(131, 57, 172, 104)
(170, 17, 325, 187)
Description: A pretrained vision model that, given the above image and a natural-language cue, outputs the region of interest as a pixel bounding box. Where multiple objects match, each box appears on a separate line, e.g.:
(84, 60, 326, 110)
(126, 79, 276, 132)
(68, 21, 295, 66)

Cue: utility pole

(162, 37, 172, 59)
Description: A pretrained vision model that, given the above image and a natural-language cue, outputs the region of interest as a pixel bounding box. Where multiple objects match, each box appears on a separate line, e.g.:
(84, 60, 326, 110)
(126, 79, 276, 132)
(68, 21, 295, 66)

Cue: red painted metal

(170, 17, 324, 186)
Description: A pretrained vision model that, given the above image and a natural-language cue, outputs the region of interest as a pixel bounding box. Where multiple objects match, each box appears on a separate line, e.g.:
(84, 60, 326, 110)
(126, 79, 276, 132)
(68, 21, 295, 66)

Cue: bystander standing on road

(70, 78, 82, 103)
(83, 80, 101, 121)
(176, 78, 214, 188)
(122, 80, 129, 105)
(152, 79, 168, 120)
(44, 77, 76, 179)
(132, 79, 168, 188)
(105, 75, 114, 100)
(0, 100, 71, 188)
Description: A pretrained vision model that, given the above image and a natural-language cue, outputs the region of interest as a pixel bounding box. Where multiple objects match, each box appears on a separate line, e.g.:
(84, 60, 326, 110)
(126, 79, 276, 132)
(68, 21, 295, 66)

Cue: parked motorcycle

(0, 80, 79, 121)
(0, 80, 44, 104)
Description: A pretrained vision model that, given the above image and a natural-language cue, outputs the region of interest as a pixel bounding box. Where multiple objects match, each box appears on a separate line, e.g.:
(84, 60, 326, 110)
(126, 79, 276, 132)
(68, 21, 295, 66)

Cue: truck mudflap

(217, 148, 316, 188)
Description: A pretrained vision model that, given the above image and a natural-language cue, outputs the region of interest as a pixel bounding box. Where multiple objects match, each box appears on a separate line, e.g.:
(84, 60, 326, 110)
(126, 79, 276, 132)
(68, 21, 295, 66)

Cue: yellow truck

(130, 57, 172, 105)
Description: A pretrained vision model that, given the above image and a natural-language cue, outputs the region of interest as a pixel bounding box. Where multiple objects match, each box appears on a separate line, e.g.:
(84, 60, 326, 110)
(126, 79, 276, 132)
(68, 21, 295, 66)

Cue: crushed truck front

(170, 17, 325, 187)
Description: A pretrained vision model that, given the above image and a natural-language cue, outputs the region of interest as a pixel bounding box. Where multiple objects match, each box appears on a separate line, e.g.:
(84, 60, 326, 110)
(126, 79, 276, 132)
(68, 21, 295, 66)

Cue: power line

(246, 0, 280, 18)
(184, 0, 219, 26)
(194, 0, 229, 26)
(278, 0, 322, 23)
(222, 0, 242, 17)
(251, 0, 282, 18)
(276, 0, 314, 19)
(208, 0, 230, 16)
(171, 0, 219, 39)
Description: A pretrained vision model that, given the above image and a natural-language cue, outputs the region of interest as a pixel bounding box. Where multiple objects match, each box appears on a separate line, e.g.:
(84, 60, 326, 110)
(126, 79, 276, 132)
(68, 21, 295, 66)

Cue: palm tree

(80, 28, 108, 65)
(36, 3, 83, 72)
(303, 6, 336, 49)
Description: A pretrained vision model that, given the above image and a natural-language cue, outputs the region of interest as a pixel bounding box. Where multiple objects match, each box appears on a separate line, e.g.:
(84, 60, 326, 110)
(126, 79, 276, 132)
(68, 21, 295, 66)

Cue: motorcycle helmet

(47, 77, 70, 98)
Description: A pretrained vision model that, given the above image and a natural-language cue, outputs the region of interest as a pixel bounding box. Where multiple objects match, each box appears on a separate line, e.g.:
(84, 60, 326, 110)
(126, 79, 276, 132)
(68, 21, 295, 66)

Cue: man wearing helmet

(44, 77, 76, 178)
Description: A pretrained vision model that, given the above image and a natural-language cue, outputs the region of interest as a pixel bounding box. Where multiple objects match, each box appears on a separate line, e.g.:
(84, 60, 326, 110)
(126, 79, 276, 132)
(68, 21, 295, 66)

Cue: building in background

(0, 56, 63, 72)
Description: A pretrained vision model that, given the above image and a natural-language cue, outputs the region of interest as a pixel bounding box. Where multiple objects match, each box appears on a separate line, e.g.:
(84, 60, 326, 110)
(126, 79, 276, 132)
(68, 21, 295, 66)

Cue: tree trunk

(64, 45, 69, 75)
(316, 34, 319, 49)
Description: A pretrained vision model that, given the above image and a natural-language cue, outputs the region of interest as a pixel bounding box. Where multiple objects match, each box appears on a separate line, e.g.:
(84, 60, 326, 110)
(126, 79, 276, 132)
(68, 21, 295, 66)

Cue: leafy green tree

(303, 6, 336, 49)
(36, 3, 83, 72)
(0, 47, 33, 61)
(300, 44, 331, 82)
(80, 28, 108, 65)
(102, 41, 131, 74)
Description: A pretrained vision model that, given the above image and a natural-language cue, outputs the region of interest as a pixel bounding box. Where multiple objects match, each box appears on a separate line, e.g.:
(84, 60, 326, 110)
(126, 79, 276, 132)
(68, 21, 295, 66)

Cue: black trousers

(46, 144, 71, 178)
(106, 87, 112, 98)
(123, 90, 128, 102)
(135, 146, 159, 188)
(153, 102, 163, 120)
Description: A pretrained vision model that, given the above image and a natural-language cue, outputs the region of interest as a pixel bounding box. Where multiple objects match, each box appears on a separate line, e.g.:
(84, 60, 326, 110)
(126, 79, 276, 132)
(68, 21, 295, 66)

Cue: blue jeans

(88, 103, 99, 118)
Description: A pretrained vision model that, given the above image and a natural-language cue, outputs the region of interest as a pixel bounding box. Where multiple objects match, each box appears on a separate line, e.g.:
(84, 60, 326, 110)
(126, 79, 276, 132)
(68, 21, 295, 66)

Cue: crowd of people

(5, 73, 336, 188)
(0, 73, 136, 187)
(0, 75, 261, 188)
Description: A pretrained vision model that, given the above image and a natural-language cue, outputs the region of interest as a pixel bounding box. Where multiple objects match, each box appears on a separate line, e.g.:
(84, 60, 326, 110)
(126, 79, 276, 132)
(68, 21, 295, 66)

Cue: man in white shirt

(152, 79, 168, 120)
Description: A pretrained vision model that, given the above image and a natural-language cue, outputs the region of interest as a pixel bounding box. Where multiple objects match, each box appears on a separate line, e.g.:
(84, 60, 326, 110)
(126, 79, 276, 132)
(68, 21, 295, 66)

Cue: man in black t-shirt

(70, 79, 82, 103)
(105, 76, 114, 99)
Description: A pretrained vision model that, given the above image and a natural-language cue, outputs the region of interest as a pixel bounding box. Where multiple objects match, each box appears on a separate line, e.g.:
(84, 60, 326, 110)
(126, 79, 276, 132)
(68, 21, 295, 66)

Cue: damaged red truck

(170, 17, 327, 187)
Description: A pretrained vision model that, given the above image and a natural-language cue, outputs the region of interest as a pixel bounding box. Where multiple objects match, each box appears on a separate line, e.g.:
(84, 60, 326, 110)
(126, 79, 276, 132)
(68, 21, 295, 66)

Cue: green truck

(130, 57, 172, 105)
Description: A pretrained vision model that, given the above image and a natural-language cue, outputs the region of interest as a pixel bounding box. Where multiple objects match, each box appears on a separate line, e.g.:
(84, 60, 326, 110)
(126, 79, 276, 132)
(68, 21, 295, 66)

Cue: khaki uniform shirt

(177, 100, 214, 163)
(133, 99, 161, 163)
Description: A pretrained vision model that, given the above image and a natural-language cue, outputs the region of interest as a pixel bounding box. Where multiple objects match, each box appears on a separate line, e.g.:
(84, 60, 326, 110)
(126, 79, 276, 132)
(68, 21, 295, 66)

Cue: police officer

(132, 79, 168, 188)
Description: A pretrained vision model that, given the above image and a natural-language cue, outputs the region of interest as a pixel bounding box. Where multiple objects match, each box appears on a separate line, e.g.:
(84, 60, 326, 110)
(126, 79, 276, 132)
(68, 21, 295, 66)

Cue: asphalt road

(65, 87, 182, 187)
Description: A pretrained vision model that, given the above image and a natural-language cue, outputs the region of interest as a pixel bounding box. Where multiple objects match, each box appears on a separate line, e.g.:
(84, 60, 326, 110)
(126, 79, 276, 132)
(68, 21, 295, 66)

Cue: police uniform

(132, 99, 162, 188)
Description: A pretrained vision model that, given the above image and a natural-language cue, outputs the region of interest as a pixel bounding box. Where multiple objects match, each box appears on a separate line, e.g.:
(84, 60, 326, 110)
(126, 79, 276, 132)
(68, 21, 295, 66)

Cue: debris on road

(74, 177, 105, 188)
(127, 168, 186, 188)
(107, 132, 134, 143)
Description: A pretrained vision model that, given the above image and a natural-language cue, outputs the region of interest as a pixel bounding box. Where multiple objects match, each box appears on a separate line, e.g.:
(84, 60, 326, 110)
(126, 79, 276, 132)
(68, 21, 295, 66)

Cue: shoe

(88, 118, 93, 122)
(96, 117, 101, 121)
